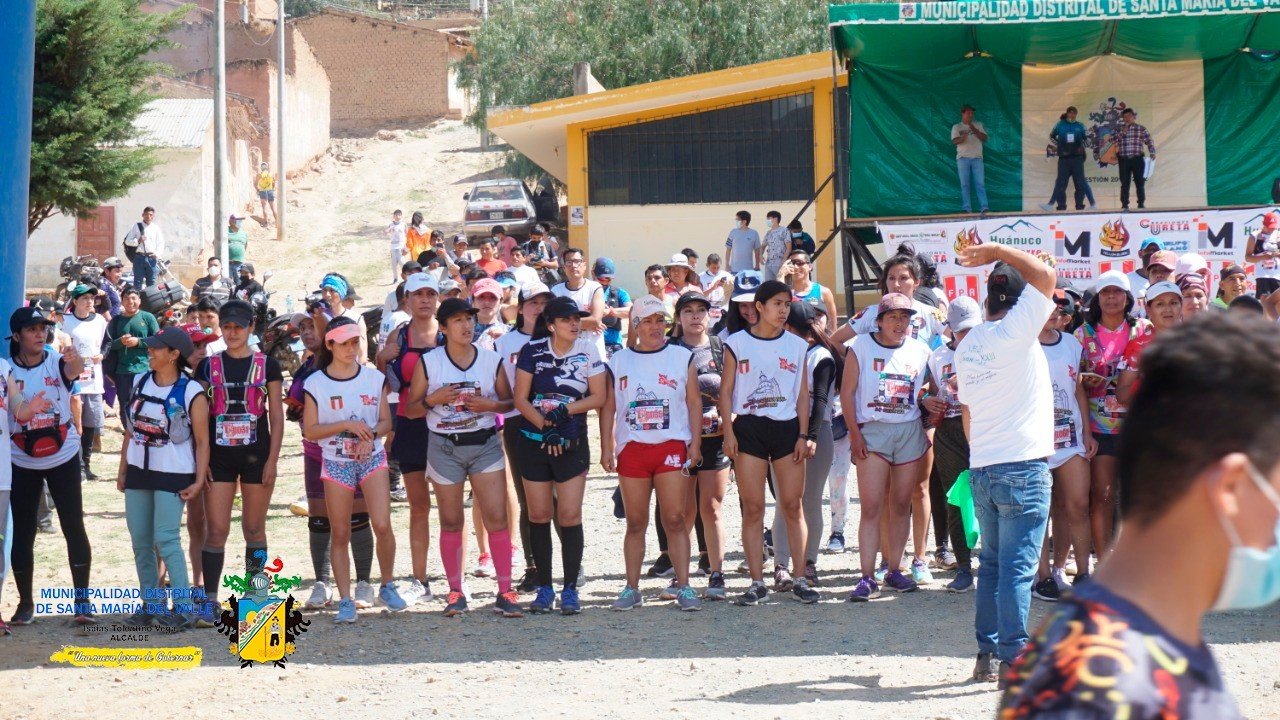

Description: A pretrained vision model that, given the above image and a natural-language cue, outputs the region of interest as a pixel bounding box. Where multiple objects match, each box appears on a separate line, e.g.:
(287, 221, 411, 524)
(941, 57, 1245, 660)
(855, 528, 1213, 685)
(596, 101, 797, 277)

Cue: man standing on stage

(1116, 107, 1156, 211)
(1041, 106, 1095, 212)
(952, 105, 989, 214)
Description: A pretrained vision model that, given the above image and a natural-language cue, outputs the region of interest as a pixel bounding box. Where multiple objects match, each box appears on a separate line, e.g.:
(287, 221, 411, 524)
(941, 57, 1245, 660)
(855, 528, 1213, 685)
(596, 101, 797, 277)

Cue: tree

(29, 0, 184, 234)
(454, 0, 830, 179)
(284, 0, 326, 19)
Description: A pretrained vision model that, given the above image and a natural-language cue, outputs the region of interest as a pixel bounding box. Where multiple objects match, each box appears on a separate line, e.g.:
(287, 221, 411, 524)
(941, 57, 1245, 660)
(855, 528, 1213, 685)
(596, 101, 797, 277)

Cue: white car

(463, 179, 537, 240)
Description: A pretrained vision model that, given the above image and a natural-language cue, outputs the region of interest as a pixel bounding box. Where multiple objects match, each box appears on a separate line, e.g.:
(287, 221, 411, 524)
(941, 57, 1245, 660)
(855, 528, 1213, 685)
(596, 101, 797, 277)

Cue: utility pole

(276, 0, 286, 242)
(0, 0, 35, 322)
(214, 0, 229, 270)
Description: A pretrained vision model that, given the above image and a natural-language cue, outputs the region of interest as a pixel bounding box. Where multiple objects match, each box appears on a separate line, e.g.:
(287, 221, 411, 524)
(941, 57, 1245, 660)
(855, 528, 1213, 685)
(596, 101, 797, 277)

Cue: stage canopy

(829, 0, 1280, 217)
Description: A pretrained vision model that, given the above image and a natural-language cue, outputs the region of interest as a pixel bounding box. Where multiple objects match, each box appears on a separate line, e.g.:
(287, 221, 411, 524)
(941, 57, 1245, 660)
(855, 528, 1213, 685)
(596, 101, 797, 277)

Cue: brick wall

(295, 10, 451, 132)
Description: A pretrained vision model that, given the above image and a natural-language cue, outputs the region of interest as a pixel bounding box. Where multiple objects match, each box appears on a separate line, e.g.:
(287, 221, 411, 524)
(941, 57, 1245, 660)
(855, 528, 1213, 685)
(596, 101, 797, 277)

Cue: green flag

(946, 470, 980, 549)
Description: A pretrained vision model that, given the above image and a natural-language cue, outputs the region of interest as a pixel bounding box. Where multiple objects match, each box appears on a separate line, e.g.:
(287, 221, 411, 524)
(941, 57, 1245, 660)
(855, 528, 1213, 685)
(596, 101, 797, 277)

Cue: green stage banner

(832, 0, 1280, 25)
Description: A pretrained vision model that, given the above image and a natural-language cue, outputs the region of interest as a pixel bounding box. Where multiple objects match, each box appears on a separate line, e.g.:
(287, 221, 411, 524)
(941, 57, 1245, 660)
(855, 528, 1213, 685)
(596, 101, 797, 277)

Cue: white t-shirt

(123, 220, 164, 257)
(379, 310, 411, 352)
(0, 359, 13, 490)
(9, 351, 79, 471)
(951, 121, 986, 159)
(421, 345, 503, 434)
(956, 289, 1056, 469)
(607, 344, 694, 454)
(1253, 230, 1280, 281)
(849, 300, 947, 348)
(125, 374, 204, 473)
(724, 329, 808, 422)
(387, 221, 407, 251)
(62, 311, 108, 394)
(495, 329, 533, 419)
(1041, 331, 1087, 469)
(510, 264, 540, 291)
(700, 269, 733, 321)
(552, 279, 606, 356)
(1127, 270, 1150, 318)
(926, 343, 963, 420)
(303, 366, 387, 463)
(848, 333, 932, 424)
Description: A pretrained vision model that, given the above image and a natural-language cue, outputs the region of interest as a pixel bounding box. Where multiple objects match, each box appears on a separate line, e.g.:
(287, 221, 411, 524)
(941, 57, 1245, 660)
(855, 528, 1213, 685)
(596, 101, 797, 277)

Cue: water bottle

(284, 294, 295, 314)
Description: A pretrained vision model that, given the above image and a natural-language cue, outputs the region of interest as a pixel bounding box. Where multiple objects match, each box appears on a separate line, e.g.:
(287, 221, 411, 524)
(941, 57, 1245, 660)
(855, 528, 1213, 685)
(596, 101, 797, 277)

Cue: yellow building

(487, 52, 868, 310)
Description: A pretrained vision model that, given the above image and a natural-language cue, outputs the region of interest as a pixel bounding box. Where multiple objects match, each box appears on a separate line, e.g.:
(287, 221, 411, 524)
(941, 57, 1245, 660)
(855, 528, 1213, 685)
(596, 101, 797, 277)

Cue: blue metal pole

(0, 0, 36, 345)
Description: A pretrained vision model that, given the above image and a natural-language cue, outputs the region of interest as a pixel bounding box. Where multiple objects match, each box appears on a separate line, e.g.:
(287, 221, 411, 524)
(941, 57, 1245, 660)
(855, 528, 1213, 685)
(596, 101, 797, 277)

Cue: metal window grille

(587, 92, 815, 206)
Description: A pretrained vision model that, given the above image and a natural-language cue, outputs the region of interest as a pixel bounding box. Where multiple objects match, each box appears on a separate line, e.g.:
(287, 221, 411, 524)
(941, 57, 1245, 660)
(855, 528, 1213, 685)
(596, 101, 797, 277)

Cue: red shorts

(617, 439, 687, 479)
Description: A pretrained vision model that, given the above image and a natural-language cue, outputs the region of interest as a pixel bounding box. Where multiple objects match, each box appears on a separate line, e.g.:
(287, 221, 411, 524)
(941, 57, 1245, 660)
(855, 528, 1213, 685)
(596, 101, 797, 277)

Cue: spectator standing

(255, 162, 278, 225)
(122, 207, 163, 289)
(492, 225, 520, 266)
(592, 258, 631, 358)
(1116, 107, 1156, 211)
(525, 224, 560, 286)
(1245, 211, 1280, 297)
(725, 210, 762, 273)
(699, 254, 733, 325)
(226, 214, 249, 279)
(406, 212, 431, 262)
(191, 258, 233, 304)
(99, 257, 125, 318)
(1040, 106, 1095, 212)
(788, 220, 816, 255)
(762, 210, 791, 281)
(951, 105, 989, 214)
(476, 238, 508, 277)
(507, 246, 540, 291)
(385, 210, 408, 285)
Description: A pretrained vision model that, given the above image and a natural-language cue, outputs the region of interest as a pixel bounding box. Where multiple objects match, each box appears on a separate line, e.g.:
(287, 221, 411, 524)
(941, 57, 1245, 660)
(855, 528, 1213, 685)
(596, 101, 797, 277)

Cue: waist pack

(12, 416, 69, 459)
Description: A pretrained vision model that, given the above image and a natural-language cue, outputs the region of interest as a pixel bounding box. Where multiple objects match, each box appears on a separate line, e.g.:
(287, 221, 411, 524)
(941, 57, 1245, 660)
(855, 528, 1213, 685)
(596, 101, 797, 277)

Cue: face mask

(1212, 463, 1280, 612)
(791, 232, 802, 239)
(209, 267, 222, 278)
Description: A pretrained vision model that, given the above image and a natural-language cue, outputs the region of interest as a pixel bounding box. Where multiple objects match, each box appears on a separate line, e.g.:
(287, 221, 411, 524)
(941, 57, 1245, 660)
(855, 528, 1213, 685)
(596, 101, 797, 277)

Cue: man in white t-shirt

(385, 209, 408, 285)
(951, 105, 989, 214)
(551, 246, 606, 357)
(122, 206, 165, 288)
(954, 242, 1056, 684)
(699, 253, 733, 323)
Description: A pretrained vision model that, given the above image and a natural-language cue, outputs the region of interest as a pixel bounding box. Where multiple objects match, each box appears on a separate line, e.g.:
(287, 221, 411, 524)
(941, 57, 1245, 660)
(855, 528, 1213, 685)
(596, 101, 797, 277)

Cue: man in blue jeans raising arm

(954, 241, 1056, 684)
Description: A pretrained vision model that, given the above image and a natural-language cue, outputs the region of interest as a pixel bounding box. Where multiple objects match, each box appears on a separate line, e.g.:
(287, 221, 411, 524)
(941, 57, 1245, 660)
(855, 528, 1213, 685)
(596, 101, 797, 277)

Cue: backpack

(127, 372, 192, 468)
(122, 222, 144, 262)
(601, 285, 623, 330)
(207, 351, 268, 416)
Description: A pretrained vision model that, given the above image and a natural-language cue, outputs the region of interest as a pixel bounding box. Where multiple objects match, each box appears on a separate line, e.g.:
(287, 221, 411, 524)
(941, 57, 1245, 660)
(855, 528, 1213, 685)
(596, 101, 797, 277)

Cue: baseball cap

(1140, 237, 1164, 251)
(8, 306, 55, 337)
(592, 257, 616, 280)
(630, 294, 669, 322)
(666, 253, 693, 270)
(1144, 280, 1182, 302)
(674, 292, 711, 315)
(218, 299, 255, 328)
(440, 279, 462, 296)
(179, 322, 216, 346)
(436, 297, 479, 325)
(143, 326, 196, 363)
(404, 273, 440, 295)
(987, 261, 1028, 313)
(1175, 252, 1208, 279)
(1146, 251, 1178, 271)
(543, 296, 590, 321)
(1177, 273, 1208, 295)
(1093, 270, 1131, 294)
(1052, 288, 1078, 317)
(471, 277, 502, 299)
(877, 293, 917, 316)
(402, 260, 422, 274)
(69, 283, 98, 299)
(102, 256, 124, 269)
(947, 295, 982, 332)
(1220, 263, 1246, 280)
(229, 212, 244, 222)
(786, 299, 817, 328)
(1265, 212, 1280, 230)
(519, 282, 554, 302)
(731, 270, 764, 302)
(288, 312, 309, 328)
(239, 262, 256, 275)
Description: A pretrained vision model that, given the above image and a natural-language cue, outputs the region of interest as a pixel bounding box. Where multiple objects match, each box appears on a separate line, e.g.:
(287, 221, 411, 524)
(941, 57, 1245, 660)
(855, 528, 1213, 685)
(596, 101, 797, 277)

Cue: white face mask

(1212, 463, 1280, 612)
(209, 266, 222, 278)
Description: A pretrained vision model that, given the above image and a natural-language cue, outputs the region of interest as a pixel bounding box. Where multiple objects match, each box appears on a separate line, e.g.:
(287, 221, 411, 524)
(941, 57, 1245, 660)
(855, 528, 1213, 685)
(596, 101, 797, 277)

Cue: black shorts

(391, 414, 428, 475)
(732, 415, 800, 462)
(210, 447, 267, 484)
(502, 419, 525, 479)
(692, 435, 731, 472)
(1095, 432, 1121, 458)
(514, 433, 590, 483)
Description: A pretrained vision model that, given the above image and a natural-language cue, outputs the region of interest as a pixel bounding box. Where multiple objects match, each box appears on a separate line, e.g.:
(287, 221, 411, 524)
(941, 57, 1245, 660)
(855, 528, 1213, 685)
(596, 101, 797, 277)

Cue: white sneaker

(354, 580, 376, 609)
(304, 580, 331, 609)
(1052, 567, 1071, 593)
(473, 553, 494, 578)
(289, 495, 309, 517)
(405, 578, 434, 605)
(1038, 202, 1057, 212)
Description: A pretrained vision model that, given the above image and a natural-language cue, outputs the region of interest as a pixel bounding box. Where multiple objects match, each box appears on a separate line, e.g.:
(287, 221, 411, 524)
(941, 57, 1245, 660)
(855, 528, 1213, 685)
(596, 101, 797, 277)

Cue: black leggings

(654, 485, 708, 557)
(10, 456, 92, 607)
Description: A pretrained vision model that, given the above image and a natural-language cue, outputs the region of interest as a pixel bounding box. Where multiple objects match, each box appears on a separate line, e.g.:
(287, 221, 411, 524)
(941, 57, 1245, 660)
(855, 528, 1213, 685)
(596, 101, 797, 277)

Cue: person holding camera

(778, 249, 837, 322)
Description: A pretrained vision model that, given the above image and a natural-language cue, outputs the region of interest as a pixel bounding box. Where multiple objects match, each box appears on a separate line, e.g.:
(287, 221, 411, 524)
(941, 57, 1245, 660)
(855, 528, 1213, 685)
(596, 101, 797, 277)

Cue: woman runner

(842, 294, 934, 601)
(302, 317, 407, 622)
(512, 296, 607, 615)
(721, 280, 818, 606)
(404, 297, 520, 618)
(1116, 281, 1183, 406)
(602, 295, 703, 611)
(117, 327, 208, 630)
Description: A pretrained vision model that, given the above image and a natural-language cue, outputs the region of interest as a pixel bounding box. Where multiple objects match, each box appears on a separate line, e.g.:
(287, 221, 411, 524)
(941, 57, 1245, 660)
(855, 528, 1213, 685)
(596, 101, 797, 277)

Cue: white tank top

(607, 344, 693, 453)
(848, 333, 932, 424)
(10, 351, 79, 470)
(725, 329, 808, 422)
(1041, 331, 1087, 462)
(495, 329, 533, 419)
(303, 365, 386, 463)
(421, 345, 503, 434)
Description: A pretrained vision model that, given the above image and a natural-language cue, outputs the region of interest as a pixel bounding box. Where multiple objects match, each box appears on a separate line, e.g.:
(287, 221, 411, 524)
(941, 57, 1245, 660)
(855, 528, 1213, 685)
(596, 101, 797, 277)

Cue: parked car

(463, 179, 537, 240)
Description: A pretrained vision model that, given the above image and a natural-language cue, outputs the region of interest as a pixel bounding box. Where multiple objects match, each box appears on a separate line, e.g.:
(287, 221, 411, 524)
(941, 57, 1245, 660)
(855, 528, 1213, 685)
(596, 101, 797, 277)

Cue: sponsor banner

(1022, 56, 1206, 212)
(877, 205, 1270, 293)
(880, 0, 1280, 25)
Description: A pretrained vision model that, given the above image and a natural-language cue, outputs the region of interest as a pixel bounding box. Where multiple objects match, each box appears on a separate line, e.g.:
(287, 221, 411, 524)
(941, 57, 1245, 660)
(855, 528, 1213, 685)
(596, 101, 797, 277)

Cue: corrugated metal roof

(128, 98, 214, 149)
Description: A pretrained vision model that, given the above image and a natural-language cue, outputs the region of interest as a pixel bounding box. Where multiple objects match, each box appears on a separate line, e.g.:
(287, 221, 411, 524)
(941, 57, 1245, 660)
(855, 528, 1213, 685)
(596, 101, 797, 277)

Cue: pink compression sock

(440, 530, 464, 592)
(489, 528, 513, 594)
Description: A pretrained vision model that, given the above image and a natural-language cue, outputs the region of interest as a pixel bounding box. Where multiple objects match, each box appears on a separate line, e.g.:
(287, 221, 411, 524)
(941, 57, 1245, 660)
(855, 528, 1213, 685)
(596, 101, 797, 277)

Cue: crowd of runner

(2, 211, 1278, 711)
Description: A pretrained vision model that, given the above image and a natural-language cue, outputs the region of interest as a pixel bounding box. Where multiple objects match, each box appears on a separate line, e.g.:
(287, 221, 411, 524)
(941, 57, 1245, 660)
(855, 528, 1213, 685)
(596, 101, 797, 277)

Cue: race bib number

(29, 413, 57, 430)
(1065, 133, 1075, 143)
(337, 432, 372, 461)
(701, 409, 721, 435)
(627, 398, 669, 431)
(1102, 389, 1126, 419)
(1265, 258, 1278, 271)
(133, 414, 168, 448)
(215, 413, 256, 447)
(451, 382, 479, 411)
(1053, 410, 1078, 450)
(79, 363, 96, 385)
(870, 372, 915, 414)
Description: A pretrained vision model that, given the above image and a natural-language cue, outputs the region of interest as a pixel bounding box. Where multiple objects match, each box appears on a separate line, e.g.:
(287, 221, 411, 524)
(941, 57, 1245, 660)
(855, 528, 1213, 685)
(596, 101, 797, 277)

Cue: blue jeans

(970, 458, 1051, 663)
(132, 255, 158, 289)
(125, 488, 192, 615)
(1050, 155, 1095, 210)
(957, 157, 989, 212)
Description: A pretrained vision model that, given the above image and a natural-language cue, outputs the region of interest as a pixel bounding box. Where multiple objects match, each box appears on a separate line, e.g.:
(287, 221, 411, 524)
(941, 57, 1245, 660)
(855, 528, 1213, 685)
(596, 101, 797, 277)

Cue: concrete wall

(295, 10, 451, 132)
(26, 145, 216, 289)
(582, 202, 838, 301)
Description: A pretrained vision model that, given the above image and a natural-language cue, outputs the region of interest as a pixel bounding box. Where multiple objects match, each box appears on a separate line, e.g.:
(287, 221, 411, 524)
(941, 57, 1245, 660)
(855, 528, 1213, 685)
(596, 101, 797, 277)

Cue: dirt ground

(4, 121, 1278, 719)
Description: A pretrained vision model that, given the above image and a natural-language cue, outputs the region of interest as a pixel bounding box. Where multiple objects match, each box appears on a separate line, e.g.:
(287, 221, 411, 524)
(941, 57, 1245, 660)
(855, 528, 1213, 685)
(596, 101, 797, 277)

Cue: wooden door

(76, 206, 115, 260)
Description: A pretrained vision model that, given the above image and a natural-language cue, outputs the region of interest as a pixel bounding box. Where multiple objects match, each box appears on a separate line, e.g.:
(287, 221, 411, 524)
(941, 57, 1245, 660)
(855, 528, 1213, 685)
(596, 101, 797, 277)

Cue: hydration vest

(207, 352, 268, 417)
(127, 372, 192, 468)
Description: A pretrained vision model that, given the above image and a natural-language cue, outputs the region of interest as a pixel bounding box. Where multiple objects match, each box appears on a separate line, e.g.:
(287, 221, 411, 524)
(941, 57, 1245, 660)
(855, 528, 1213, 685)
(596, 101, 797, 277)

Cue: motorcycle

(54, 255, 102, 303)
(263, 288, 322, 377)
(139, 259, 189, 328)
